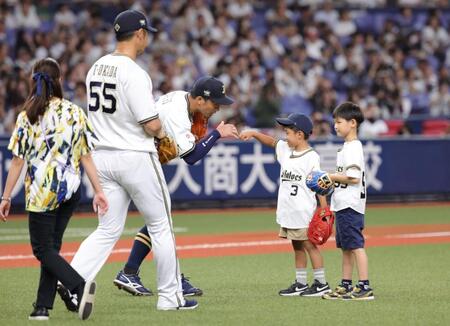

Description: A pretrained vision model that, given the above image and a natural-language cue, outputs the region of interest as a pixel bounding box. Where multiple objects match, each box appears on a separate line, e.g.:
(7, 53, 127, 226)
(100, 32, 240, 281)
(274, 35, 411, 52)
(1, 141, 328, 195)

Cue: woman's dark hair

(22, 58, 63, 124)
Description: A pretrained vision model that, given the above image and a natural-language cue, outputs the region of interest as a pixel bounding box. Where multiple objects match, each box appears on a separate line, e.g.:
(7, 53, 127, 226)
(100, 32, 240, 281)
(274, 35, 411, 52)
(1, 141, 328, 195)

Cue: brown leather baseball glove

(156, 136, 178, 164)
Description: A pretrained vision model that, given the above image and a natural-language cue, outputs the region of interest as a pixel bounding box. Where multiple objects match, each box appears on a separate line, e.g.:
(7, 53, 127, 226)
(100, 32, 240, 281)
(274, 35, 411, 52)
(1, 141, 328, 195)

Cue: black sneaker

(279, 281, 308, 296)
(57, 283, 78, 312)
(29, 303, 49, 321)
(342, 284, 375, 301)
(301, 279, 331, 297)
(77, 280, 97, 320)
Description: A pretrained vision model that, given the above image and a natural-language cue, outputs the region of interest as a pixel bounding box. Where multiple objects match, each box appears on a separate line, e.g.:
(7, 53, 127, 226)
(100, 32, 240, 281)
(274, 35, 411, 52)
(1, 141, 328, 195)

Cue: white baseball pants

(70, 150, 184, 309)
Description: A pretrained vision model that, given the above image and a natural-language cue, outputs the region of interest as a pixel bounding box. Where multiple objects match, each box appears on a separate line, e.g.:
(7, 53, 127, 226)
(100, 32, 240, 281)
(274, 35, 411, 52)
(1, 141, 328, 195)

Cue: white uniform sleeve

(275, 140, 288, 163)
(344, 142, 363, 179)
(125, 68, 158, 124)
(166, 115, 196, 157)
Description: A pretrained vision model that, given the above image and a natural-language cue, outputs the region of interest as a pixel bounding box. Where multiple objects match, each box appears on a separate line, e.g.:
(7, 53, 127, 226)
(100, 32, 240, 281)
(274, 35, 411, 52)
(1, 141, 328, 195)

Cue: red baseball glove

(308, 207, 335, 245)
(191, 111, 208, 142)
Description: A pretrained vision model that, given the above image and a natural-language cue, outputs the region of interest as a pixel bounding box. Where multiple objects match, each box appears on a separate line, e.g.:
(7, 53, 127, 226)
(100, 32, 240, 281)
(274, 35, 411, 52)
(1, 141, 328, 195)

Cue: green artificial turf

(1, 205, 449, 325)
(1, 243, 449, 325)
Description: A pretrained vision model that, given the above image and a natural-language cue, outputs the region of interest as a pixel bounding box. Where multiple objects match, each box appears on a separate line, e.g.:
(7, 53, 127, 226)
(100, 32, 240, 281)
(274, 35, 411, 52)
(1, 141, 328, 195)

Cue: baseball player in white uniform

(112, 76, 239, 296)
(240, 113, 330, 297)
(57, 10, 196, 311)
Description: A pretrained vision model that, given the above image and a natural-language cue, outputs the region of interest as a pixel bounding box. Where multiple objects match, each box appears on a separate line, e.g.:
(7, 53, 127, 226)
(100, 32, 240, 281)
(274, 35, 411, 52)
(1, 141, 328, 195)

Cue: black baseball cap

(113, 10, 157, 35)
(190, 76, 234, 106)
(276, 113, 313, 135)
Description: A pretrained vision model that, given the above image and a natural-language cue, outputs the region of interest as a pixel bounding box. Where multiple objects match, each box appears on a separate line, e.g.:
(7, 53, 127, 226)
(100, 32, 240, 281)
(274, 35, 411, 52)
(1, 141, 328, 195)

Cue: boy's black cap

(191, 76, 234, 105)
(113, 10, 157, 35)
(276, 113, 313, 135)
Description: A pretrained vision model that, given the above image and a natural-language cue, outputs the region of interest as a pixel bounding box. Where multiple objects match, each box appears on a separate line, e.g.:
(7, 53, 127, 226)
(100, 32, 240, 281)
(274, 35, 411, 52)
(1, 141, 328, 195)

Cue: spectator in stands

(210, 16, 236, 46)
(304, 26, 325, 60)
(359, 98, 388, 138)
(265, 1, 295, 26)
(430, 81, 450, 117)
(311, 78, 337, 114)
(72, 81, 87, 112)
(186, 0, 214, 29)
(421, 13, 449, 55)
(333, 9, 356, 38)
(54, 4, 77, 28)
(252, 71, 281, 128)
(193, 39, 222, 74)
(275, 56, 305, 97)
(311, 111, 333, 139)
(12, 0, 41, 30)
(227, 0, 253, 20)
(397, 123, 413, 137)
(35, 0, 52, 24)
(314, 1, 339, 28)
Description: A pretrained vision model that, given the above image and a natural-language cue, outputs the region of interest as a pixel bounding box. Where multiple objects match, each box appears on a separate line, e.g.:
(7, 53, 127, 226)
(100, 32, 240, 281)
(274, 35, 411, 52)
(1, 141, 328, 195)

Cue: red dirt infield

(1, 223, 450, 269)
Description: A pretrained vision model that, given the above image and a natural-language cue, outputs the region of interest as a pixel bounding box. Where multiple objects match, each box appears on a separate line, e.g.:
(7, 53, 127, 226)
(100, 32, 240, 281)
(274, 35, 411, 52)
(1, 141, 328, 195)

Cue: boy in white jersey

(240, 113, 331, 297)
(322, 102, 374, 301)
(57, 10, 197, 311)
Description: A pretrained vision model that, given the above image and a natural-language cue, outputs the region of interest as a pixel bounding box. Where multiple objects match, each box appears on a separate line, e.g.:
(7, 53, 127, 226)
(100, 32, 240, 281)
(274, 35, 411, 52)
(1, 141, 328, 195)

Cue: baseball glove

(191, 111, 208, 142)
(156, 135, 178, 164)
(306, 171, 334, 196)
(308, 207, 335, 245)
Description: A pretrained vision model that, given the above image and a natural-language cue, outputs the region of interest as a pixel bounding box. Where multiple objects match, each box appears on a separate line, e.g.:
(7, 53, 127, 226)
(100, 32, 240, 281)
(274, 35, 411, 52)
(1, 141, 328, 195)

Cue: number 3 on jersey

(89, 82, 117, 114)
(290, 185, 298, 196)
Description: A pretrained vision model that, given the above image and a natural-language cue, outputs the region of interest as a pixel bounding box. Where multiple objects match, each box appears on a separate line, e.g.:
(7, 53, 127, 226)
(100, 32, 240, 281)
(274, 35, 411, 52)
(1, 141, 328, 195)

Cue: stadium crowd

(1, 0, 450, 138)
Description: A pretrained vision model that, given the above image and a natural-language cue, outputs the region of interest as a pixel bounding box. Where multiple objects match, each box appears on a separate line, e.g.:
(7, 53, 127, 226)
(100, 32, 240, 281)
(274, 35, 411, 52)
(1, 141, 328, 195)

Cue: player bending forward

(113, 76, 239, 296)
(240, 113, 331, 297)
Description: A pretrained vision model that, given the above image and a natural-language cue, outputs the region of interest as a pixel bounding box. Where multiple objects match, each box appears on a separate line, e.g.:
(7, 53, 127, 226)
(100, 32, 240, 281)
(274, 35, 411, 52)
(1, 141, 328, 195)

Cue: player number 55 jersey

(330, 140, 366, 214)
(86, 54, 158, 152)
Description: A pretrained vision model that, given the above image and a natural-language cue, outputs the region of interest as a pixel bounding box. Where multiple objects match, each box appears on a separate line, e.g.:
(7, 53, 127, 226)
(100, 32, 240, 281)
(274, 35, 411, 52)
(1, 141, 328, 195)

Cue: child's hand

(239, 130, 254, 141)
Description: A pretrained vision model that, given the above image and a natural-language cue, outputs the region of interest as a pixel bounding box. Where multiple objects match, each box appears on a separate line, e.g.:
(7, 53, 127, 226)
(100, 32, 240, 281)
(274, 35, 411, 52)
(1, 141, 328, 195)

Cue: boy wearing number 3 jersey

(323, 102, 374, 301)
(240, 113, 331, 297)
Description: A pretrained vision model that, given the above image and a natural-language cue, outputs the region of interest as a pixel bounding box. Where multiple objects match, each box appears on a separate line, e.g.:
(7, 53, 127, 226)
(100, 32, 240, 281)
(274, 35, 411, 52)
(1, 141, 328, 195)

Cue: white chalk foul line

(0, 239, 291, 261)
(0, 227, 188, 241)
(385, 231, 450, 239)
(2, 231, 450, 262)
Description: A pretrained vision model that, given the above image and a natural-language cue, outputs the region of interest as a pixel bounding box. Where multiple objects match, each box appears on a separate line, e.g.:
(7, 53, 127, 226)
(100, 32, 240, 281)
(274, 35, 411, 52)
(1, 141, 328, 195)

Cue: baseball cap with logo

(276, 113, 313, 135)
(113, 10, 157, 35)
(190, 76, 234, 105)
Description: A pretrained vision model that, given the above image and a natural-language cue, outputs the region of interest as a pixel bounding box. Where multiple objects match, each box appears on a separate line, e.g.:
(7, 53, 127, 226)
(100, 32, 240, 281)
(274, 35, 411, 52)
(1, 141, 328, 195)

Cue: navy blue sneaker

(157, 299, 199, 311)
(182, 274, 203, 296)
(113, 270, 153, 296)
(178, 299, 199, 310)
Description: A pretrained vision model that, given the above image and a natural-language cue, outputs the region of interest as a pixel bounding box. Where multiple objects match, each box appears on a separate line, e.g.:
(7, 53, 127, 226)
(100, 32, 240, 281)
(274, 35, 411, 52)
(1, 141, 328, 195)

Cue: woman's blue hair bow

(32, 72, 53, 97)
